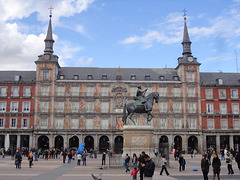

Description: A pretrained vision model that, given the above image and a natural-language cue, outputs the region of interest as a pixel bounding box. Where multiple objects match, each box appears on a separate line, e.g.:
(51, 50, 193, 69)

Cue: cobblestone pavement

(0, 155, 239, 180)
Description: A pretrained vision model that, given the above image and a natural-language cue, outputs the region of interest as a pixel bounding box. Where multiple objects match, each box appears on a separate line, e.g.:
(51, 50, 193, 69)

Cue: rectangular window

(71, 102, 79, 113)
(219, 89, 226, 99)
(86, 86, 94, 96)
(11, 87, 19, 97)
(219, 103, 227, 114)
(159, 118, 168, 129)
(22, 102, 30, 113)
(71, 118, 79, 129)
(186, 72, 195, 82)
(188, 102, 196, 113)
(86, 102, 94, 113)
(56, 102, 64, 113)
(40, 102, 49, 113)
(232, 103, 239, 114)
(159, 87, 167, 97)
(40, 86, 50, 96)
(174, 119, 182, 129)
(207, 119, 214, 129)
(10, 102, 18, 112)
(0, 87, 7, 97)
(40, 117, 48, 128)
(231, 89, 238, 99)
(159, 102, 168, 113)
(173, 87, 181, 97)
(129, 87, 136, 96)
(10, 118, 17, 128)
(220, 119, 228, 129)
(71, 86, 79, 96)
(233, 119, 240, 129)
(55, 118, 64, 129)
(22, 118, 28, 128)
(42, 71, 50, 81)
(100, 102, 109, 113)
(173, 102, 182, 113)
(187, 87, 196, 97)
(100, 87, 109, 96)
(86, 119, 94, 129)
(206, 103, 214, 114)
(0, 118, 5, 128)
(0, 102, 6, 112)
(23, 87, 31, 97)
(189, 119, 197, 129)
(101, 119, 109, 129)
(205, 89, 213, 99)
(56, 86, 65, 96)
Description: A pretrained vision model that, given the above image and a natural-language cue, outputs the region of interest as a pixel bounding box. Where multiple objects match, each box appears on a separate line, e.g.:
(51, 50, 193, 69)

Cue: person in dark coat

(62, 149, 67, 163)
(178, 154, 183, 171)
(235, 152, 240, 170)
(15, 150, 22, 169)
(68, 151, 72, 163)
(142, 154, 155, 180)
(201, 155, 210, 180)
(124, 153, 130, 172)
(138, 151, 146, 180)
(212, 154, 221, 180)
(102, 152, 106, 165)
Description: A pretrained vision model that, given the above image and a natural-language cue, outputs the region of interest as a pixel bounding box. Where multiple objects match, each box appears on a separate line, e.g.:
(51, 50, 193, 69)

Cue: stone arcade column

(17, 135, 21, 149)
(230, 135, 234, 150)
(122, 125, 154, 157)
(216, 135, 220, 153)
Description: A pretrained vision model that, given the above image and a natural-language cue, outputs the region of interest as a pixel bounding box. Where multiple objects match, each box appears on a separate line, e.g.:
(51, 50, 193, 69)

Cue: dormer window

(159, 76, 165, 81)
(116, 75, 122, 80)
(73, 75, 79, 80)
(145, 75, 150, 80)
(59, 75, 65, 80)
(102, 75, 107, 80)
(131, 75, 136, 80)
(87, 75, 93, 80)
(218, 78, 223, 85)
(15, 75, 21, 81)
(173, 76, 179, 81)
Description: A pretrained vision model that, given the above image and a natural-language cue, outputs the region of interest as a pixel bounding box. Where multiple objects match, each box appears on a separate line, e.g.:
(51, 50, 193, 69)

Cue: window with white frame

(42, 71, 50, 81)
(218, 78, 223, 85)
(144, 87, 153, 96)
(231, 89, 238, 99)
(207, 119, 214, 129)
(159, 118, 168, 129)
(56, 102, 65, 113)
(0, 87, 7, 97)
(187, 86, 196, 97)
(0, 118, 5, 128)
(23, 87, 31, 97)
(85, 119, 94, 129)
(206, 103, 214, 114)
(129, 87, 136, 96)
(71, 118, 79, 129)
(71, 102, 79, 113)
(232, 103, 239, 114)
(186, 72, 195, 82)
(173, 102, 182, 113)
(40, 117, 48, 128)
(56, 86, 65, 96)
(174, 119, 182, 129)
(205, 89, 213, 99)
(159, 102, 168, 113)
(40, 101, 49, 113)
(10, 118, 17, 128)
(173, 87, 181, 97)
(10, 102, 18, 112)
(100, 102, 109, 113)
(11, 87, 19, 97)
(100, 87, 109, 96)
(55, 118, 64, 129)
(22, 118, 28, 128)
(189, 118, 197, 129)
(40, 86, 50, 96)
(71, 86, 80, 96)
(219, 103, 227, 114)
(86, 102, 94, 113)
(22, 102, 30, 113)
(101, 119, 109, 129)
(233, 119, 240, 129)
(219, 89, 226, 99)
(86, 86, 94, 96)
(188, 102, 197, 113)
(0, 102, 6, 112)
(220, 119, 228, 129)
(159, 87, 167, 97)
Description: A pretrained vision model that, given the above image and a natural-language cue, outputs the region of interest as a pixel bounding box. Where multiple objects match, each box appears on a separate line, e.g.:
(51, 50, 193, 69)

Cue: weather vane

(48, 6, 54, 17)
(182, 8, 187, 20)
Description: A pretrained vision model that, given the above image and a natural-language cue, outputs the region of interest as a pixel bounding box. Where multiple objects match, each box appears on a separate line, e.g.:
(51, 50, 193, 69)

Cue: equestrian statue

(122, 86, 159, 125)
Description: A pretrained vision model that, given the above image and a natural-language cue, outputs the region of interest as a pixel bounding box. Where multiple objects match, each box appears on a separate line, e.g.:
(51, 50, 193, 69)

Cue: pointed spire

(181, 17, 192, 57)
(44, 14, 55, 54)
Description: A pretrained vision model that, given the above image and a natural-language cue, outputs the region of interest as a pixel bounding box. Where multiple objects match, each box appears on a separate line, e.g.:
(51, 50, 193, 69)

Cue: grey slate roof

(58, 67, 179, 81)
(0, 71, 36, 83)
(200, 72, 240, 86)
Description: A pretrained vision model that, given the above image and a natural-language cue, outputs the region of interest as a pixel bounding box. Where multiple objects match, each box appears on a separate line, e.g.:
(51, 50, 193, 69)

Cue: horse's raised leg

(128, 112, 136, 125)
(146, 112, 153, 125)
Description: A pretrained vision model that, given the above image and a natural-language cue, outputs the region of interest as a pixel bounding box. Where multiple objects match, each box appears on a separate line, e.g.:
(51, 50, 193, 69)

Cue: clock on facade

(44, 54, 50, 60)
(188, 57, 193, 62)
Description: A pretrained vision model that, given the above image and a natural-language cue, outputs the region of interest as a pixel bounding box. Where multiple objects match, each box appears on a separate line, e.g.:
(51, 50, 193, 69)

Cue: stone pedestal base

(122, 125, 154, 158)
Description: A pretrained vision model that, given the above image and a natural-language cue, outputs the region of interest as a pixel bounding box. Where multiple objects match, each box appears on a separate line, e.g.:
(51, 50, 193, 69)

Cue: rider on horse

(135, 86, 150, 111)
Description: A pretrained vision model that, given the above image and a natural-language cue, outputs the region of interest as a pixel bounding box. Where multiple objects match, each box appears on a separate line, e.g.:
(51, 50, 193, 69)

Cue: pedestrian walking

(201, 155, 209, 180)
(124, 153, 130, 172)
(235, 151, 240, 170)
(159, 155, 169, 176)
(226, 153, 234, 175)
(154, 148, 158, 157)
(178, 154, 183, 171)
(28, 151, 33, 168)
(131, 167, 139, 180)
(82, 150, 87, 166)
(62, 149, 67, 163)
(132, 153, 138, 168)
(77, 153, 81, 166)
(102, 152, 106, 165)
(138, 151, 146, 180)
(182, 156, 186, 171)
(68, 151, 72, 163)
(212, 154, 221, 180)
(142, 154, 155, 180)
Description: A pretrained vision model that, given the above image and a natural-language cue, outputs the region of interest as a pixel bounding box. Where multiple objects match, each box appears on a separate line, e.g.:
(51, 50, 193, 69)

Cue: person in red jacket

(131, 167, 139, 180)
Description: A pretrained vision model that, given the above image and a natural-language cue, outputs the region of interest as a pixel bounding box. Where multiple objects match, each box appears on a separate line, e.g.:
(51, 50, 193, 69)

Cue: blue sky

(1, 0, 240, 73)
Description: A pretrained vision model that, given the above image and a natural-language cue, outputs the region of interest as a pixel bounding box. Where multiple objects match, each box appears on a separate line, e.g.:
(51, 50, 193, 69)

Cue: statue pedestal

(122, 125, 154, 157)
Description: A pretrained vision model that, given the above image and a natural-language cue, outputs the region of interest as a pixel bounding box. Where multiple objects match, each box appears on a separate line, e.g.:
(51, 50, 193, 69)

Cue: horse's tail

(122, 104, 127, 124)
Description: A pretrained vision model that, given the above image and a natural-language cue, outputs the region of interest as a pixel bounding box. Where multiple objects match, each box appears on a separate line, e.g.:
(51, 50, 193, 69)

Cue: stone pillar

(4, 134, 10, 150)
(183, 134, 187, 152)
(32, 134, 36, 149)
(29, 135, 33, 150)
(216, 135, 220, 153)
(230, 135, 234, 150)
(17, 135, 21, 149)
(49, 134, 53, 149)
(200, 134, 204, 153)
(169, 134, 173, 153)
(64, 134, 68, 149)
(95, 134, 98, 150)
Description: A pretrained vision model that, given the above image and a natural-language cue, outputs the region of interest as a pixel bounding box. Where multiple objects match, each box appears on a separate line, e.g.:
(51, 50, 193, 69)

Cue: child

(77, 153, 81, 166)
(131, 167, 139, 180)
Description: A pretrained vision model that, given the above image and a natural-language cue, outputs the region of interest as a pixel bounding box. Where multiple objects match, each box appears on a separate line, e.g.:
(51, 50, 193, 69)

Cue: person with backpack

(226, 153, 234, 175)
(124, 153, 130, 172)
(201, 154, 210, 180)
(212, 154, 221, 180)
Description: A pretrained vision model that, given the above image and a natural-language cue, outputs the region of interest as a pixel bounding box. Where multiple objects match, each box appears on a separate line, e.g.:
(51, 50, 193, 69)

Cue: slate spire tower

(182, 16, 192, 57)
(44, 14, 55, 54)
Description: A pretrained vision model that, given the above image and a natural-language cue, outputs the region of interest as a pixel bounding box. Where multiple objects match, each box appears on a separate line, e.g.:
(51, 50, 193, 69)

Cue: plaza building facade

(0, 15, 239, 154)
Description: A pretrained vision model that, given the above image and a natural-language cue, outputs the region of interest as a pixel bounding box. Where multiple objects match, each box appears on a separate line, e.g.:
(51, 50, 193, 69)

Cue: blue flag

(76, 143, 85, 155)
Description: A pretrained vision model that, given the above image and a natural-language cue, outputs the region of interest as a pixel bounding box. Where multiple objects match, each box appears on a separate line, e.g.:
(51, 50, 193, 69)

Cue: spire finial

(48, 6, 54, 18)
(182, 8, 187, 20)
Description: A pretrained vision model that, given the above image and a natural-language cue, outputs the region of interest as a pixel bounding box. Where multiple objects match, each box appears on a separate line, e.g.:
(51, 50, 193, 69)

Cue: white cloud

(75, 56, 93, 66)
(204, 54, 232, 62)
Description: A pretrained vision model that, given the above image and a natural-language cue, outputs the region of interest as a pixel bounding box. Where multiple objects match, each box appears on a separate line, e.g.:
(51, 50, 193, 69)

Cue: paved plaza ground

(0, 154, 239, 180)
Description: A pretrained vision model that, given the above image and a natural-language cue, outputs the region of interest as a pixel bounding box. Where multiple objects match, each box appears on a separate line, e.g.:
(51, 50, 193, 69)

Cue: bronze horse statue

(122, 92, 159, 125)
